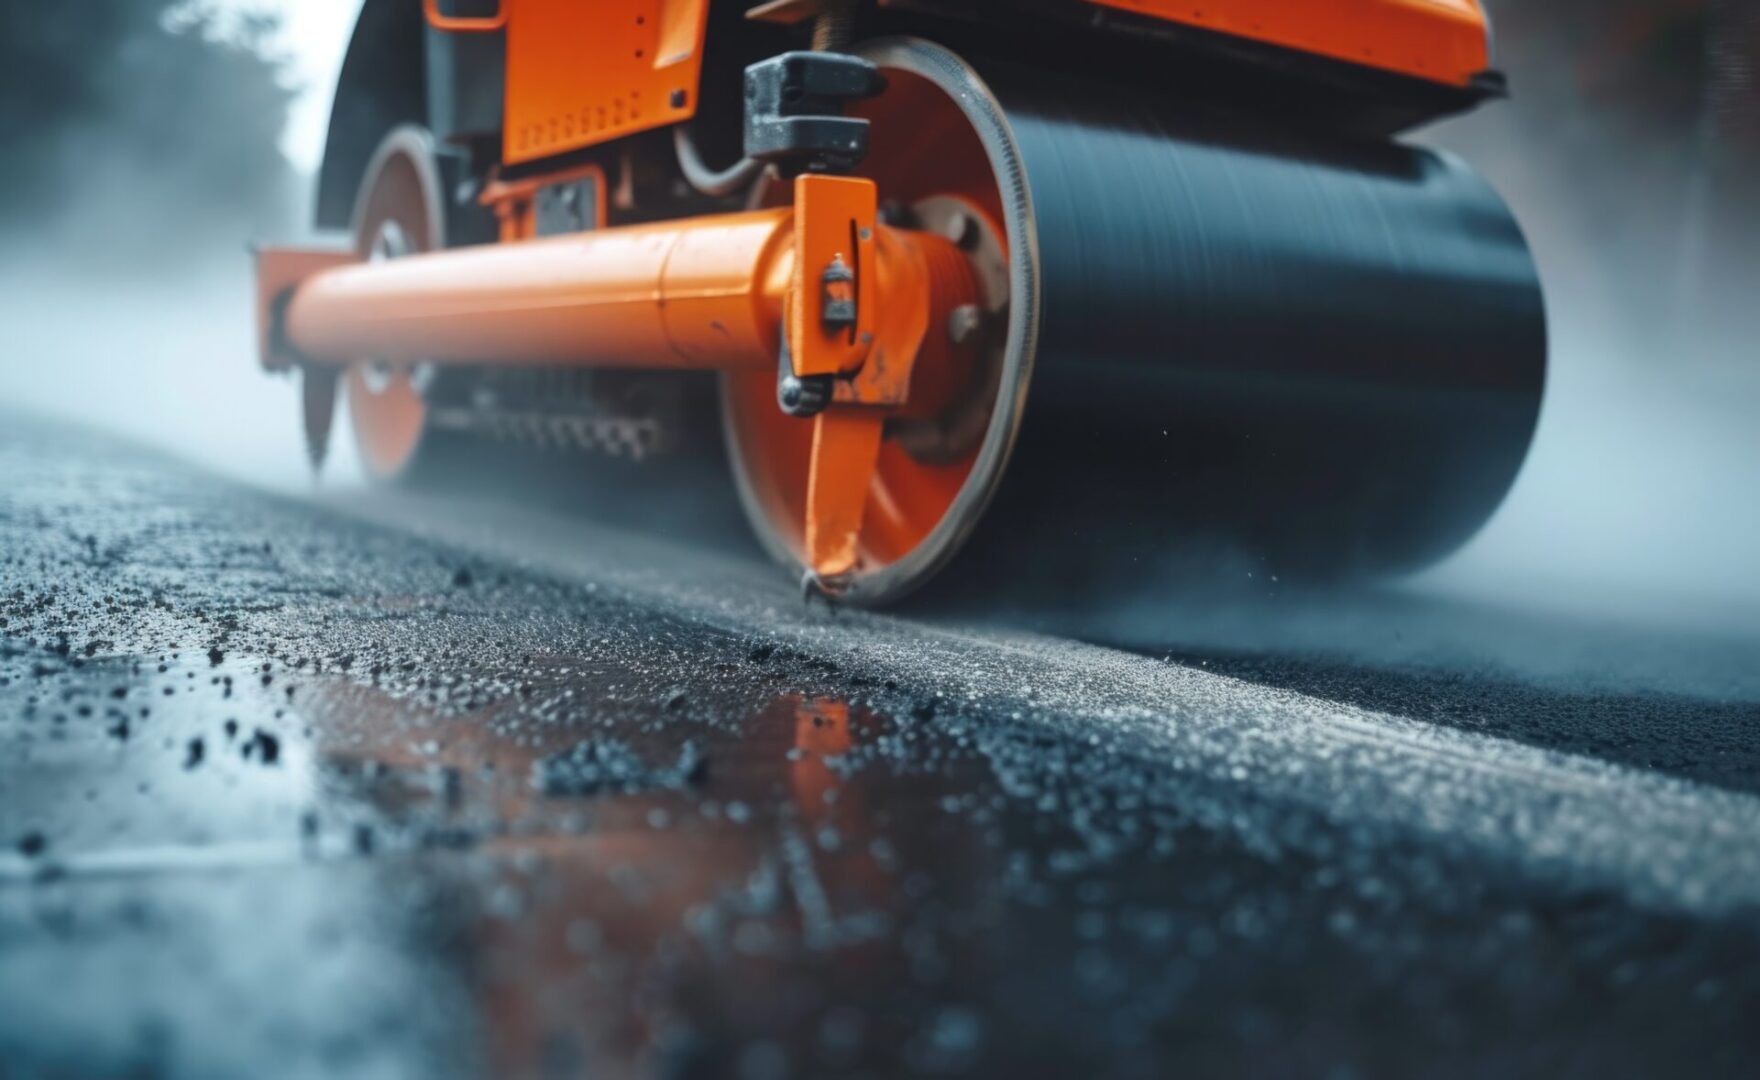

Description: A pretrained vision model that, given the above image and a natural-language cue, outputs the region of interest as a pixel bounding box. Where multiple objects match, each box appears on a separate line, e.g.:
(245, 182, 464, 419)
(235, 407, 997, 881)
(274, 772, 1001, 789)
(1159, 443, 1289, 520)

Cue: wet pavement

(4, 412, 1760, 1078)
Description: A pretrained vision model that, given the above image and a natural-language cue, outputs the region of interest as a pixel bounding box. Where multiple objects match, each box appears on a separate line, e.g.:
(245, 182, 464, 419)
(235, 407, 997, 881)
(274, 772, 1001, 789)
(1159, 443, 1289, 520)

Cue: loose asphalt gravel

(3, 411, 1759, 1079)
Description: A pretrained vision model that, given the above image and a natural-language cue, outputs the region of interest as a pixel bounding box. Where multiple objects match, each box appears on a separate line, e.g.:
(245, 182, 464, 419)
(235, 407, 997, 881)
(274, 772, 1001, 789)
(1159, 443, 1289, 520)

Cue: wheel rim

(345, 127, 447, 483)
(722, 38, 1041, 604)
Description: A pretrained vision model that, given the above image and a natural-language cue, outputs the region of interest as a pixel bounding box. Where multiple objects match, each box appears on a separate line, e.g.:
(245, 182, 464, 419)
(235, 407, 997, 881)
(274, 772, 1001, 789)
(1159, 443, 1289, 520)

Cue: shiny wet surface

(4, 414, 1760, 1078)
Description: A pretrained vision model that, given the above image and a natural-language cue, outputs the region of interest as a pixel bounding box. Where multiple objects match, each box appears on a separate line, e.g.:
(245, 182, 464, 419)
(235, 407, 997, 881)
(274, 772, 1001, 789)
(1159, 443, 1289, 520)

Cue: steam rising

(1420, 2, 1760, 626)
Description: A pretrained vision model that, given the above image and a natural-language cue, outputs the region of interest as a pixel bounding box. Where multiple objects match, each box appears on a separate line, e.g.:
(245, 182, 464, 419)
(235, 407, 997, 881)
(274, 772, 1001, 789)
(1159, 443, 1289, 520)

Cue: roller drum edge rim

(348, 125, 448, 264)
(343, 124, 463, 486)
(723, 37, 1046, 607)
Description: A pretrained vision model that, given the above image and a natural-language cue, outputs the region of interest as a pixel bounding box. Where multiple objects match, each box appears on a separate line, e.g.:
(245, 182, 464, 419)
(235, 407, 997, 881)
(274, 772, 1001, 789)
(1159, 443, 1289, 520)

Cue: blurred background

(0, 1, 357, 483)
(0, 0, 1755, 625)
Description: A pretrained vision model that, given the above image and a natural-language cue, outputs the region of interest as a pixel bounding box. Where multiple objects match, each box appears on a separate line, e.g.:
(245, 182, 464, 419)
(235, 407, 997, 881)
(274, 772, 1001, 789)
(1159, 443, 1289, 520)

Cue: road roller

(255, 0, 1546, 604)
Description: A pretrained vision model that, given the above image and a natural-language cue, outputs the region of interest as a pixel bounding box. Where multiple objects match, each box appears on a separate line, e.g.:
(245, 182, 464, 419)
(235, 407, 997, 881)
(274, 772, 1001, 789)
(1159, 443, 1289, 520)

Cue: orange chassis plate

(431, 0, 1490, 170)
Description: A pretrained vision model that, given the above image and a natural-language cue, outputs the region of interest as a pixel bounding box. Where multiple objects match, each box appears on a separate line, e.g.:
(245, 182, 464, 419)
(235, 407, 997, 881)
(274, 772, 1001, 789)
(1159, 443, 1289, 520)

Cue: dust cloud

(0, 252, 365, 493)
(0, 3, 362, 492)
(1418, 1, 1760, 628)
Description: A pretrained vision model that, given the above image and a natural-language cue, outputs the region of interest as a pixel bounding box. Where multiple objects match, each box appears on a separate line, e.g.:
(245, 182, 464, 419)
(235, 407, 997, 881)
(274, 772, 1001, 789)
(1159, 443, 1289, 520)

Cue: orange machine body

(1088, 0, 1490, 88)
(431, 0, 1492, 168)
(501, 0, 711, 166)
(270, 1, 1529, 596)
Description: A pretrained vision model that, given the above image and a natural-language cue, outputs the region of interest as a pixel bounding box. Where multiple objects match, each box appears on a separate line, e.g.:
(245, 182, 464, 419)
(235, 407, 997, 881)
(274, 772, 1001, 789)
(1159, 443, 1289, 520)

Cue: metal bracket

(743, 51, 886, 176)
(790, 174, 879, 385)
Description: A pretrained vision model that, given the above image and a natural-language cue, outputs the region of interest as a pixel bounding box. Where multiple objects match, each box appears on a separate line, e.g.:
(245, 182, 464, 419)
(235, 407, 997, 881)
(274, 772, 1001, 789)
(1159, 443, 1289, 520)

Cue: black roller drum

(942, 50, 1546, 593)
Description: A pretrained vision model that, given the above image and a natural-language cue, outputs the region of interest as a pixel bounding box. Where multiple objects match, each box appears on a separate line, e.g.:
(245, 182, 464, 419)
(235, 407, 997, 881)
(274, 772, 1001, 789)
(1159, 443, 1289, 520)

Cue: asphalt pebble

(534, 738, 707, 797)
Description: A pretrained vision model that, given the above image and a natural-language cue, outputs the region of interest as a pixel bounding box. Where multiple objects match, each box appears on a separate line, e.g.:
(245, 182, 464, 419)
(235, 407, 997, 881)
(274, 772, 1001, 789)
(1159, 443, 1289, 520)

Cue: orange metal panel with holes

(498, 0, 710, 165)
(1087, 0, 1491, 87)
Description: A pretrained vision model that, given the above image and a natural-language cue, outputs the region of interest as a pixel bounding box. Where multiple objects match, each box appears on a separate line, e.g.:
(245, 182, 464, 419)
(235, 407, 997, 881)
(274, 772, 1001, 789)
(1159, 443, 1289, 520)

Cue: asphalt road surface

(3, 411, 1759, 1078)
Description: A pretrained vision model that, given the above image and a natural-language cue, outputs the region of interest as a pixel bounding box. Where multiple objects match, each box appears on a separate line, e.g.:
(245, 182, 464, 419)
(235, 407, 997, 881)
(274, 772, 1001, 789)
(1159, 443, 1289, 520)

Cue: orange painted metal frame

(1087, 0, 1491, 87)
(272, 183, 956, 395)
(479, 161, 609, 242)
(788, 176, 965, 581)
(457, 0, 1488, 177)
(495, 0, 711, 165)
(790, 175, 878, 380)
(804, 410, 887, 580)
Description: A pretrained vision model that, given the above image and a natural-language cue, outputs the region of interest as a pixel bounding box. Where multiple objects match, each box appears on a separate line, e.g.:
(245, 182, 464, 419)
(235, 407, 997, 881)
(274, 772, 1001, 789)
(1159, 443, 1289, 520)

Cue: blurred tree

(0, 1, 295, 255)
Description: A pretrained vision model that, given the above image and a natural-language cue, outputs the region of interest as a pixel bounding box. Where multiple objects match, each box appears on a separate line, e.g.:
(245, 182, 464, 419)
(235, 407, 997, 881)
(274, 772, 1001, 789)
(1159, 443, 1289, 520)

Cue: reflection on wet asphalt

(3, 413, 1760, 1078)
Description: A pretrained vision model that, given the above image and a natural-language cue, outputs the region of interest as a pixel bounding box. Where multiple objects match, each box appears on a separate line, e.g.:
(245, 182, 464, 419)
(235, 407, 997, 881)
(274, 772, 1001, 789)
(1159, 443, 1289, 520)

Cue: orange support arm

(283, 210, 796, 371)
(275, 187, 961, 388)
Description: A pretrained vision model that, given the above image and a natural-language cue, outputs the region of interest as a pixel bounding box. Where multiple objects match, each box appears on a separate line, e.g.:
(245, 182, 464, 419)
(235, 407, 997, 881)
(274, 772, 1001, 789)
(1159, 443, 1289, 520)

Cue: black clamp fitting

(776, 330, 833, 418)
(743, 51, 887, 178)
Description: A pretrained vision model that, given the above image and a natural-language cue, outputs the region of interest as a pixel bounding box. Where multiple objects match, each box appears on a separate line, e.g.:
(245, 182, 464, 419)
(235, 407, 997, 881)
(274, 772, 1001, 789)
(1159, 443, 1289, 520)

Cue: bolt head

(943, 212, 976, 249)
(947, 304, 983, 346)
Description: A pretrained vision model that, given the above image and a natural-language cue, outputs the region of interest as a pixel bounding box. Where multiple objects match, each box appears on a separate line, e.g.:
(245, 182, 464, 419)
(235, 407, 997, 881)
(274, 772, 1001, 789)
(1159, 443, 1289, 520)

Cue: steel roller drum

(864, 40, 1547, 596)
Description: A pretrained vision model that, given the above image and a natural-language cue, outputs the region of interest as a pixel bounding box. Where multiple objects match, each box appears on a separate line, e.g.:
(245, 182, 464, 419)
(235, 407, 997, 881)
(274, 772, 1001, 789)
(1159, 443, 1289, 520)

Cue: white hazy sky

(204, 0, 365, 173)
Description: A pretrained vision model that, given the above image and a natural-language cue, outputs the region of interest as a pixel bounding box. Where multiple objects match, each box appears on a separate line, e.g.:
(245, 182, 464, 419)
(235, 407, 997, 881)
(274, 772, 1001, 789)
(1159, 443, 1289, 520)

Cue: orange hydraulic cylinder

(284, 208, 796, 371)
